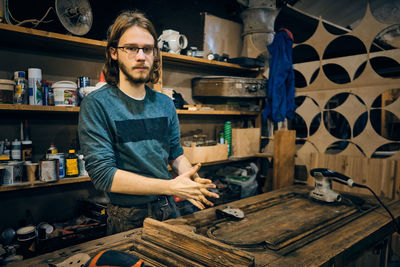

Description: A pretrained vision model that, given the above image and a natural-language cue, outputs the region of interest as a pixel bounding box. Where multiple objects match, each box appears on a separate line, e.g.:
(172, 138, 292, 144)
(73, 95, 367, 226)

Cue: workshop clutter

(1, 68, 105, 107)
(0, 138, 87, 186)
(181, 126, 260, 163)
(0, 208, 106, 263)
(181, 130, 228, 164)
(217, 162, 259, 199)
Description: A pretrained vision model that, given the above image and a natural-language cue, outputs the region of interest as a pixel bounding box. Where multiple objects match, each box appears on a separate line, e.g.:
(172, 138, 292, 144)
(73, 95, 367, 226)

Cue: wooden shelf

(0, 23, 257, 72)
(1, 155, 261, 192)
(0, 104, 80, 112)
(0, 23, 106, 59)
(161, 52, 258, 72)
(0, 104, 259, 115)
(0, 176, 90, 192)
(176, 109, 259, 116)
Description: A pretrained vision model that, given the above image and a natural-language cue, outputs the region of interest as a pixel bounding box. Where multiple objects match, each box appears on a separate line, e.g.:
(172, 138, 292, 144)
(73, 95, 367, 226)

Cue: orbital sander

(309, 168, 400, 233)
(309, 168, 355, 203)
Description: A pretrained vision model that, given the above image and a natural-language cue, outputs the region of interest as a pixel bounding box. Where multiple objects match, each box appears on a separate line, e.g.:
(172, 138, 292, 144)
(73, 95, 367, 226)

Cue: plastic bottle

(48, 82, 55, 106)
(219, 131, 225, 144)
(11, 139, 21, 160)
(47, 142, 58, 154)
(13, 71, 27, 104)
(42, 79, 49, 106)
(65, 149, 79, 177)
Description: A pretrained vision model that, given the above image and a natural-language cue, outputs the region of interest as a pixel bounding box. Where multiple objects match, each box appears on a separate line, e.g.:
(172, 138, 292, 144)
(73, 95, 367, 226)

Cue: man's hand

(169, 163, 219, 210)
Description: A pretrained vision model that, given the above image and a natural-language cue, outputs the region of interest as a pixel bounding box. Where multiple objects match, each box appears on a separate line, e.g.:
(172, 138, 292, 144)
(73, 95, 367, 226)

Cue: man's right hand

(168, 163, 219, 210)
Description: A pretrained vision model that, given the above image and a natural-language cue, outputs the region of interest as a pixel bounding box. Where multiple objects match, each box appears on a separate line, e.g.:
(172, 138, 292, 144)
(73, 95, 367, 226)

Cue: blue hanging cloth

(262, 29, 296, 122)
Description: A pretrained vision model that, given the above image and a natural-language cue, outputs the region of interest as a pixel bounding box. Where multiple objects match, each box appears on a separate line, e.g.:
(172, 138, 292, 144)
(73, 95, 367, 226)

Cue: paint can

(16, 225, 37, 258)
(39, 159, 59, 182)
(0, 165, 6, 185)
(37, 222, 54, 240)
(0, 79, 15, 104)
(1, 161, 23, 185)
(53, 81, 77, 106)
(24, 162, 38, 182)
(46, 153, 65, 178)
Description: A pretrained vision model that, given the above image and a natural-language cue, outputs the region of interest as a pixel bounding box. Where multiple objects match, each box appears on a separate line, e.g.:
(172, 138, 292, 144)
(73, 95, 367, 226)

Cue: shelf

(161, 52, 258, 72)
(0, 155, 262, 192)
(0, 176, 90, 192)
(0, 23, 106, 59)
(0, 104, 80, 112)
(0, 23, 257, 72)
(176, 109, 259, 116)
(0, 104, 259, 115)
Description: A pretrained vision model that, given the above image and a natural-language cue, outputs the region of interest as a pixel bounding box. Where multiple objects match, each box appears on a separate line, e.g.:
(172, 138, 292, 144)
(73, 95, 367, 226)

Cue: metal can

(78, 77, 90, 88)
(46, 153, 65, 178)
(39, 159, 59, 182)
(2, 161, 24, 185)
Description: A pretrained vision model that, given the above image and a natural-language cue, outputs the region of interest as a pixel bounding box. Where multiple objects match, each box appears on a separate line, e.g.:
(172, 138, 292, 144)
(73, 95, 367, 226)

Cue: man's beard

(119, 60, 152, 84)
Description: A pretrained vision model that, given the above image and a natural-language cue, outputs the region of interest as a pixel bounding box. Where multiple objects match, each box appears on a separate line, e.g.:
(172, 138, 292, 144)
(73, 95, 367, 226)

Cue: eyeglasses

(116, 45, 155, 57)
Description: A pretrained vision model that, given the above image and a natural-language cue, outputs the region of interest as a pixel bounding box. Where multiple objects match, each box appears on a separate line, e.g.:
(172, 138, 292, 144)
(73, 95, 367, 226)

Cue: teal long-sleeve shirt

(78, 84, 183, 206)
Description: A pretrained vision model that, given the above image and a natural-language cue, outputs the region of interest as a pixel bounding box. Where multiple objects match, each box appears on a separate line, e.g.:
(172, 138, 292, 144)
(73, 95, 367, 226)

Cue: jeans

(106, 196, 180, 235)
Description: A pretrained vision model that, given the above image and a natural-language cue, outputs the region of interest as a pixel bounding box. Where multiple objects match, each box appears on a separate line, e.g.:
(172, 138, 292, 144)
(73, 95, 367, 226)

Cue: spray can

(28, 68, 43, 105)
(13, 71, 27, 104)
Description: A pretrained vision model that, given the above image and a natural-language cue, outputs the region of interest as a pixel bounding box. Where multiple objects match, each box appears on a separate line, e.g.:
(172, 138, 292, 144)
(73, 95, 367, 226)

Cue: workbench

(12, 185, 400, 266)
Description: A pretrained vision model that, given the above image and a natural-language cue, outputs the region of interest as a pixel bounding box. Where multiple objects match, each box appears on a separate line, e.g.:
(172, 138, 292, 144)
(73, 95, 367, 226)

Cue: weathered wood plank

(273, 130, 296, 189)
(263, 200, 400, 267)
(131, 234, 203, 267)
(142, 218, 255, 267)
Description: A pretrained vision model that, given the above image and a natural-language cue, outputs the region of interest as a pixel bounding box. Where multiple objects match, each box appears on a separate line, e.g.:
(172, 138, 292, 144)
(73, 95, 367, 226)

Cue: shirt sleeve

(168, 102, 184, 160)
(78, 96, 117, 192)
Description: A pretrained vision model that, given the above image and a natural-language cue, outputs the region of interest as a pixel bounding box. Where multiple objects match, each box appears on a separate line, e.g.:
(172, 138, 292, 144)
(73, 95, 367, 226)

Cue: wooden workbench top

(14, 185, 400, 266)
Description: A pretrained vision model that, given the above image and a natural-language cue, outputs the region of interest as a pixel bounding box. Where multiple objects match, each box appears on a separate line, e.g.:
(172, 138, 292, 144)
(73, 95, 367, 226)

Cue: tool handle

(310, 168, 354, 187)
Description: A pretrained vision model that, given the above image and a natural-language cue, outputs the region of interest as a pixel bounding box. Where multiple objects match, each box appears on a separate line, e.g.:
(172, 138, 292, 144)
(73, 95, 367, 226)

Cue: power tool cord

(353, 182, 400, 234)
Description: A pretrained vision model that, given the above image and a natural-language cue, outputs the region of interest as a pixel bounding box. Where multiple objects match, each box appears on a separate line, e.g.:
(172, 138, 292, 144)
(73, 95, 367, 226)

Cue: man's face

(111, 26, 155, 84)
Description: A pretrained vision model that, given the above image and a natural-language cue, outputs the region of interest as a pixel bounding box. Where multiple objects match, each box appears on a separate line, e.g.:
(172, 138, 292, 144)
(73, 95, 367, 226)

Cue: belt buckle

(158, 196, 169, 207)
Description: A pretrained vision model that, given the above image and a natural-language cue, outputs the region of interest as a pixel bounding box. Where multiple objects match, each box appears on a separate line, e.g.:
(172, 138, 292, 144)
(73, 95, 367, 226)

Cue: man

(78, 10, 218, 235)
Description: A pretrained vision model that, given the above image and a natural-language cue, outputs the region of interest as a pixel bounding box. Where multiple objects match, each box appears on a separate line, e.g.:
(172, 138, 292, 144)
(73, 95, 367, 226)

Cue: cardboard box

(231, 128, 261, 157)
(183, 143, 228, 164)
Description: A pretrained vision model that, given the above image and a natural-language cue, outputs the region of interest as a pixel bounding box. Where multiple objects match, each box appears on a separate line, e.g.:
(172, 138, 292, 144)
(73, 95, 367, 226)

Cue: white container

(53, 81, 78, 106)
(28, 68, 42, 105)
(0, 79, 15, 104)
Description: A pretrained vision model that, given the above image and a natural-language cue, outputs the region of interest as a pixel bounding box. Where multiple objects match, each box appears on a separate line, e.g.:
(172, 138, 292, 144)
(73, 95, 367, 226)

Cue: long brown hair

(103, 10, 161, 85)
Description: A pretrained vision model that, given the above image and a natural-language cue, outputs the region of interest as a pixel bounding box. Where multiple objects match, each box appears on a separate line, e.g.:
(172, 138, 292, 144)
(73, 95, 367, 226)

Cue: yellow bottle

(65, 149, 79, 177)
